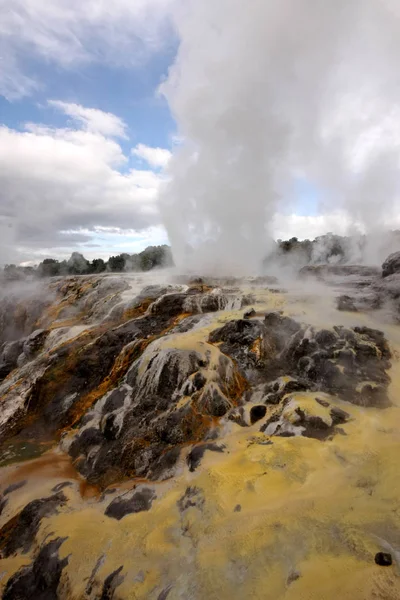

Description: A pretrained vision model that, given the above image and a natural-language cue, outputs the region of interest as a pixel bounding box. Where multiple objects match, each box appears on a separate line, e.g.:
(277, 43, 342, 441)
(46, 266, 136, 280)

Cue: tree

(38, 258, 60, 278)
(107, 255, 126, 272)
(91, 258, 106, 273)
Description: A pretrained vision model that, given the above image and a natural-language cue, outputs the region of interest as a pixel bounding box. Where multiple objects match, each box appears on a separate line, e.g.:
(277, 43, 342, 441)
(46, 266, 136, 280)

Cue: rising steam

(159, 0, 400, 272)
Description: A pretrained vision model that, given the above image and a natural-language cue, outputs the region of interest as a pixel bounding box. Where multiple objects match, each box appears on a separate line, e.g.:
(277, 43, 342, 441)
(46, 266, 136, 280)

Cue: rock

(300, 265, 380, 279)
(382, 251, 400, 278)
(0, 496, 8, 516)
(100, 565, 124, 599)
(337, 295, 358, 312)
(51, 482, 73, 493)
(148, 447, 181, 481)
(0, 492, 67, 558)
(105, 488, 156, 520)
(2, 537, 68, 600)
(157, 586, 173, 600)
(22, 329, 47, 359)
(0, 340, 24, 380)
(374, 552, 392, 566)
(244, 308, 256, 319)
(102, 389, 126, 415)
(149, 293, 187, 317)
(315, 329, 338, 348)
(250, 405, 267, 424)
(3, 480, 27, 496)
(264, 312, 302, 353)
(186, 443, 224, 472)
(209, 319, 265, 369)
(287, 571, 301, 585)
(177, 486, 205, 512)
(197, 385, 232, 417)
(69, 428, 104, 459)
(330, 406, 350, 425)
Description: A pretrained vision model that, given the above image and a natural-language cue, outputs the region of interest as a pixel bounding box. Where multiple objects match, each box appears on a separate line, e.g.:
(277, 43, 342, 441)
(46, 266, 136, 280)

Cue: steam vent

(1, 263, 400, 599)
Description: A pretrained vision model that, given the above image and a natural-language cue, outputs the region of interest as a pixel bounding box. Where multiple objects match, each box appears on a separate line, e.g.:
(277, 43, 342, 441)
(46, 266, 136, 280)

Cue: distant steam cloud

(160, 0, 400, 272)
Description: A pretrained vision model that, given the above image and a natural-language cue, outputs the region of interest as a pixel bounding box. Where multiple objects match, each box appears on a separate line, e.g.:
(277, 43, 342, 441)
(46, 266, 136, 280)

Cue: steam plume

(160, 0, 400, 272)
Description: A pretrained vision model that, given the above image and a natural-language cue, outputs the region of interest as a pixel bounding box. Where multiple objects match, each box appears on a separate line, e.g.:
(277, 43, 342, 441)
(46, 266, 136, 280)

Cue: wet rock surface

(0, 270, 398, 599)
(0, 492, 67, 558)
(2, 537, 68, 600)
(105, 488, 156, 520)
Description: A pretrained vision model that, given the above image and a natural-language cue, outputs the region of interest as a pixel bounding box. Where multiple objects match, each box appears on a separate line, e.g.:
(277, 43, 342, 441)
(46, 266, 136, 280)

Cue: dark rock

(198, 386, 231, 417)
(69, 428, 104, 459)
(337, 295, 358, 312)
(234, 504, 242, 513)
(158, 586, 173, 600)
(186, 443, 224, 472)
(374, 552, 392, 566)
(169, 314, 204, 334)
(330, 406, 350, 425)
(353, 326, 391, 359)
(105, 488, 156, 520)
(263, 378, 310, 405)
(100, 565, 124, 600)
(209, 319, 263, 346)
(148, 447, 181, 481)
(177, 486, 205, 512)
(382, 251, 400, 278)
(2, 537, 68, 600)
(102, 414, 120, 441)
(244, 308, 256, 319)
(250, 405, 267, 424)
(287, 571, 301, 585)
(3, 481, 27, 496)
(22, 329, 47, 358)
(264, 312, 302, 353)
(149, 293, 187, 317)
(188, 371, 207, 392)
(300, 264, 380, 279)
(102, 389, 126, 415)
(0, 492, 67, 558)
(209, 319, 265, 369)
(0, 496, 8, 516)
(315, 329, 338, 348)
(51, 481, 73, 493)
(315, 398, 330, 408)
(0, 340, 23, 380)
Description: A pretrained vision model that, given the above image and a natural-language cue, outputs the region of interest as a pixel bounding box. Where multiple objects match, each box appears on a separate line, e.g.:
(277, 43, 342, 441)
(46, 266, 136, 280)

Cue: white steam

(160, 0, 400, 272)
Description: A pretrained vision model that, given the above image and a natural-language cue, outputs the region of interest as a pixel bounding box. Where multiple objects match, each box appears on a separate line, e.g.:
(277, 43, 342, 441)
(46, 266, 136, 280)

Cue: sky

(0, 0, 179, 264)
(2, 0, 400, 267)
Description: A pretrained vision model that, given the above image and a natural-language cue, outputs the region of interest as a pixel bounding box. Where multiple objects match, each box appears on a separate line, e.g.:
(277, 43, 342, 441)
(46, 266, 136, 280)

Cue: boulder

(382, 251, 400, 278)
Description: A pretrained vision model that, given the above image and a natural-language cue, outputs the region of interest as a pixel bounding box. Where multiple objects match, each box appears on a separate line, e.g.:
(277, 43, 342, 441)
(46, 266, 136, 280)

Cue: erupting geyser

(160, 0, 400, 272)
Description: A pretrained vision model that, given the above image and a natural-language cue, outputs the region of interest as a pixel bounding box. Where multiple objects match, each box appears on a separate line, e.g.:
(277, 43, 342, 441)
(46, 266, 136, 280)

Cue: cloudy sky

(0, 0, 179, 264)
(2, 0, 400, 266)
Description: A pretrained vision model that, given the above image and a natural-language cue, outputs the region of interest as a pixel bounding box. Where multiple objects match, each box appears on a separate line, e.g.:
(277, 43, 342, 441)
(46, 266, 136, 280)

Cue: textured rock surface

(382, 251, 400, 278)
(0, 271, 399, 599)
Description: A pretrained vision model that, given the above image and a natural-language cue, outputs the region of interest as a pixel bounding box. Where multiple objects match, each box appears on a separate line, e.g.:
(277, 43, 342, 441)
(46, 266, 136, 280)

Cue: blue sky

(0, 49, 177, 153)
(0, 0, 182, 264)
(0, 0, 371, 266)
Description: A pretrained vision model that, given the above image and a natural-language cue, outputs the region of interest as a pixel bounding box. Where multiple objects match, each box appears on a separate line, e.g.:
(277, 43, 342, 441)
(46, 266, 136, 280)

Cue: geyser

(160, 0, 400, 272)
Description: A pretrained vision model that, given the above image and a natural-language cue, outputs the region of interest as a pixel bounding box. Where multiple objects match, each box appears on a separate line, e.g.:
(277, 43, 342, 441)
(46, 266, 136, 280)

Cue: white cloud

(132, 143, 172, 168)
(48, 101, 128, 139)
(0, 0, 176, 100)
(0, 103, 168, 263)
(272, 212, 355, 242)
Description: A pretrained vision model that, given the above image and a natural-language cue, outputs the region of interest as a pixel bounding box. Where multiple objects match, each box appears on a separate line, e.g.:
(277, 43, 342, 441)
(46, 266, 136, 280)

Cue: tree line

(2, 245, 174, 281)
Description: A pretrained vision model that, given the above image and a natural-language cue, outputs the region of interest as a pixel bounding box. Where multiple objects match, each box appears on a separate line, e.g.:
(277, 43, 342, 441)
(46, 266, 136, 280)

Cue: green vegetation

(1, 245, 174, 281)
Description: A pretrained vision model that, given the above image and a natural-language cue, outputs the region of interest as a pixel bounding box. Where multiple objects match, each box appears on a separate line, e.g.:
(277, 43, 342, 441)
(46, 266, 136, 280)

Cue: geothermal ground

(1, 263, 400, 599)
